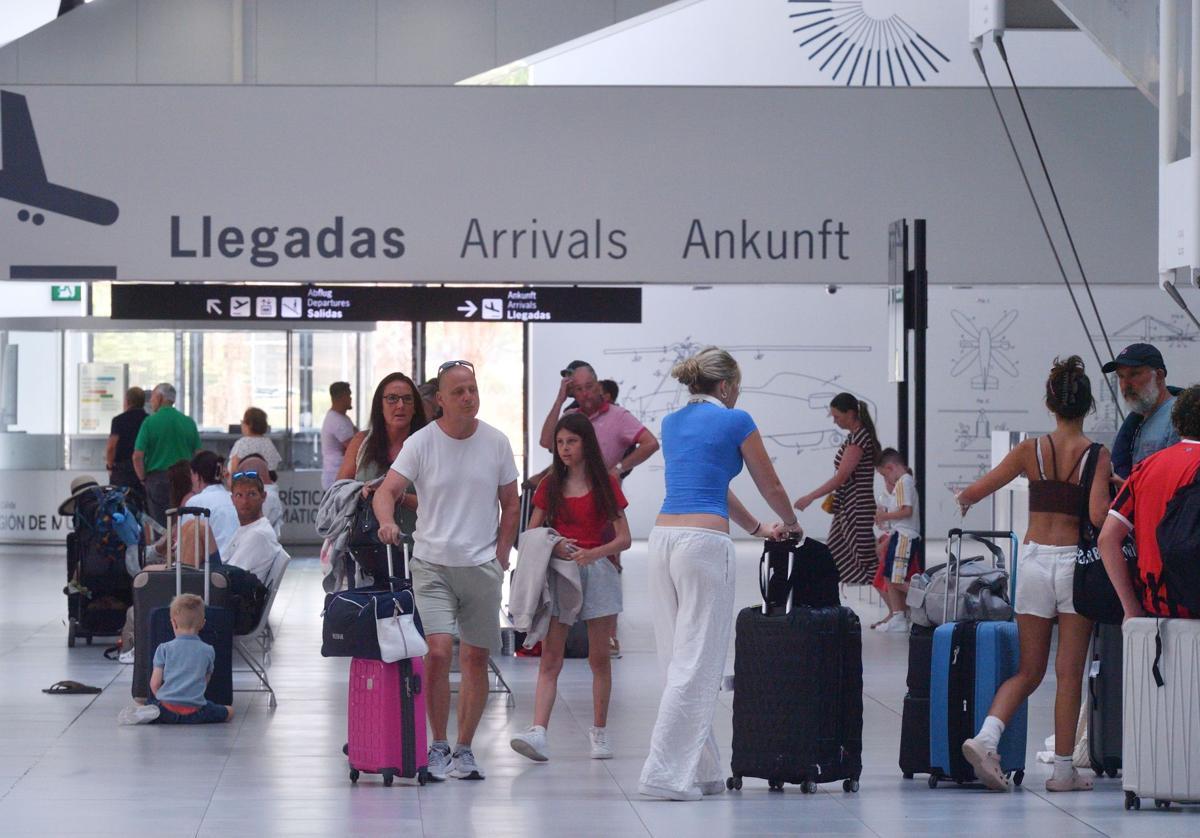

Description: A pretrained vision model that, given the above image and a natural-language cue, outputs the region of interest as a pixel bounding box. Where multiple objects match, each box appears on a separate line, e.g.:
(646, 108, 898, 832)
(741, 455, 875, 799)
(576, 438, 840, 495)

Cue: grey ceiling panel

(378, 0, 497, 84)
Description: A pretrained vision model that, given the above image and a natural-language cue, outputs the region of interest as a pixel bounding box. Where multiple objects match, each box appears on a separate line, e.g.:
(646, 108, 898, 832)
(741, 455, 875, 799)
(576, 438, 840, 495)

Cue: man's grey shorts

(410, 556, 503, 653)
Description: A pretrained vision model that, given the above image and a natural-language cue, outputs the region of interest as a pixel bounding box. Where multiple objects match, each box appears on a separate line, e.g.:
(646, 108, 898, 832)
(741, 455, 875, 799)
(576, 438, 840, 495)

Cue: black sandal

(42, 680, 102, 695)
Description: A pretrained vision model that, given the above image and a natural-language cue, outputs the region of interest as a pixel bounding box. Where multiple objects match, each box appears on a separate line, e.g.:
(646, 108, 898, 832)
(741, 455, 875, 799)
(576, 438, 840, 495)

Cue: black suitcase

(1088, 622, 1122, 777)
(729, 598, 863, 793)
(131, 507, 231, 700)
(899, 623, 935, 778)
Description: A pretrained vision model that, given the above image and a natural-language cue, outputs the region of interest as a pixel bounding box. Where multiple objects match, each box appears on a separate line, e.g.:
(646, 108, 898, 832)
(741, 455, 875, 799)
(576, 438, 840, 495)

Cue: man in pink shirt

(539, 361, 659, 477)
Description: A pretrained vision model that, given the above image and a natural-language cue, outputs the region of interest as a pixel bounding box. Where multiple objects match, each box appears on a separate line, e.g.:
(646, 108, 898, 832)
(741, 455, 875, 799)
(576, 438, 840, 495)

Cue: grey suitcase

(131, 507, 230, 700)
(1122, 618, 1200, 810)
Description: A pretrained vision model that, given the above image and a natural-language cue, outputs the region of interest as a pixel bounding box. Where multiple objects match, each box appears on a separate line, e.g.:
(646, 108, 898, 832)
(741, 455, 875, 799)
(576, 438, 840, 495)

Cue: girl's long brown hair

(542, 413, 620, 527)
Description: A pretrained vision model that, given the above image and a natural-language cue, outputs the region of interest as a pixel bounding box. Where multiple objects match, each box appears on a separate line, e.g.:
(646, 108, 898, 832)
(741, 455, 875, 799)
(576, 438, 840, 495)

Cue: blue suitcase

(928, 529, 1027, 788)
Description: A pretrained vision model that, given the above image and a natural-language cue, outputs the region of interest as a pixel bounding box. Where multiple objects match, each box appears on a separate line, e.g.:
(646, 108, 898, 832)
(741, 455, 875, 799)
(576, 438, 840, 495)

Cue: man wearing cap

(132, 383, 201, 526)
(539, 361, 659, 478)
(1104, 344, 1181, 483)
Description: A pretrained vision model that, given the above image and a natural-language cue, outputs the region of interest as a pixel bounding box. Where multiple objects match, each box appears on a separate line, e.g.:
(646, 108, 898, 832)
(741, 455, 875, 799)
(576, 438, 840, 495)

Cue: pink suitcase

(346, 657, 429, 785)
(344, 544, 429, 786)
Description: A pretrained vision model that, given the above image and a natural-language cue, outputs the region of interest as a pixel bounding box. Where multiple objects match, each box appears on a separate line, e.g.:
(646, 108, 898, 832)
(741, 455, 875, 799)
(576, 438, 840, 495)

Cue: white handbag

(376, 589, 428, 662)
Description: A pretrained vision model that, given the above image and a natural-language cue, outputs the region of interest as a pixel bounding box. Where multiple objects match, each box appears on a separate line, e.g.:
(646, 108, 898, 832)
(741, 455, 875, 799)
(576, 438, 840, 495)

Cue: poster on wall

(77, 363, 127, 433)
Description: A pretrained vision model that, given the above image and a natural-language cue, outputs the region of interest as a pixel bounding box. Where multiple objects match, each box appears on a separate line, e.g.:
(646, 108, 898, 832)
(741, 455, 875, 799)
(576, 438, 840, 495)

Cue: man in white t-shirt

(375, 360, 520, 783)
(224, 471, 281, 583)
(321, 381, 357, 490)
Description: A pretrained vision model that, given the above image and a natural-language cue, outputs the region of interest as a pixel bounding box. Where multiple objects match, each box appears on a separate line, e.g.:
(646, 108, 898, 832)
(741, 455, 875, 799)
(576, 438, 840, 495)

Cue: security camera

(825, 284, 838, 295)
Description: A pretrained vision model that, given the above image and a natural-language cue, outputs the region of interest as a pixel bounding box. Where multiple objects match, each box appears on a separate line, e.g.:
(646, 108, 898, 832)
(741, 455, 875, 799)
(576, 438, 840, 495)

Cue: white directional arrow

(457, 300, 478, 318)
(206, 299, 222, 315)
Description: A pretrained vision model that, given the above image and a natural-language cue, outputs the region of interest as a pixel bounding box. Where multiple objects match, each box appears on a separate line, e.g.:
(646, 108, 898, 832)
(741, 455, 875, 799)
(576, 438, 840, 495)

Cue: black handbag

(1072, 443, 1136, 624)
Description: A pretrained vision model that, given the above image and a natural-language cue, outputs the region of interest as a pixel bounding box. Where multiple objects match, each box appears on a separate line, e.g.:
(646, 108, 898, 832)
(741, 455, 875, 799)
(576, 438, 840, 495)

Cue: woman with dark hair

(510, 413, 632, 763)
(956, 356, 1111, 793)
(229, 407, 282, 477)
(794, 393, 880, 584)
(336, 373, 428, 550)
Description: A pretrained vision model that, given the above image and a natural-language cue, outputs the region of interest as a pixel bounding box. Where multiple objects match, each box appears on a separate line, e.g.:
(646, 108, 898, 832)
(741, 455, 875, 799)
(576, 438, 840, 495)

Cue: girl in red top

(510, 413, 632, 763)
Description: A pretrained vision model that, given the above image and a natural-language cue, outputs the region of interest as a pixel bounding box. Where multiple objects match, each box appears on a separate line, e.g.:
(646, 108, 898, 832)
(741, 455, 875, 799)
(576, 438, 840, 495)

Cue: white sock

(1052, 754, 1074, 781)
(976, 715, 1006, 751)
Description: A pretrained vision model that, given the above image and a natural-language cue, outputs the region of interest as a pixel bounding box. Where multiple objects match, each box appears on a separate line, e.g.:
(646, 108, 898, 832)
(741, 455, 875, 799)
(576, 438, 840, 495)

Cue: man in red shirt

(1100, 385, 1200, 619)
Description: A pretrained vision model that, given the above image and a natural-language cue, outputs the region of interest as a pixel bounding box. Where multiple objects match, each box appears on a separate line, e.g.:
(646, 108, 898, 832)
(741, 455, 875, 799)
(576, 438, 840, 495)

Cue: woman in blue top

(638, 347, 802, 802)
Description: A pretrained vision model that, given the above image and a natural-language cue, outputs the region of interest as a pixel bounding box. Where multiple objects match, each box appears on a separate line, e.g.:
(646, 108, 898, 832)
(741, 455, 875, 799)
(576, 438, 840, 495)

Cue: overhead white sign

(0, 84, 1156, 287)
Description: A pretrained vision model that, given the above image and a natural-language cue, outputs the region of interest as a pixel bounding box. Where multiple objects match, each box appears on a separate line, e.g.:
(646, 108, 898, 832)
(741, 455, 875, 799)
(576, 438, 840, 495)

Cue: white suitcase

(1121, 618, 1200, 810)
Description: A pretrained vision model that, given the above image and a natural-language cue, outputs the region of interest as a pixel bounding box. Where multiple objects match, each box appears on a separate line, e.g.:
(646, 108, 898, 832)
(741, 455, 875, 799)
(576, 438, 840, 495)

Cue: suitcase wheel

(382, 770, 394, 787)
(800, 781, 817, 794)
(1124, 791, 1139, 810)
(843, 779, 859, 793)
(928, 775, 939, 789)
(1106, 768, 1119, 779)
(1154, 800, 1170, 810)
(342, 743, 349, 755)
(417, 768, 429, 786)
(349, 769, 360, 784)
(725, 776, 742, 791)
(768, 780, 786, 792)
(1093, 766, 1105, 777)
(902, 772, 914, 780)
(1011, 770, 1024, 787)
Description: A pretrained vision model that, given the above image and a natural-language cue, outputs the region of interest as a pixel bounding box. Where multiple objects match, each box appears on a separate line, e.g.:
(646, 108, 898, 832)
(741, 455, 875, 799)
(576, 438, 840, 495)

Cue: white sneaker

(118, 649, 134, 665)
(885, 614, 911, 633)
(449, 746, 485, 780)
(117, 704, 160, 725)
(589, 727, 613, 760)
(426, 742, 451, 781)
(510, 726, 549, 762)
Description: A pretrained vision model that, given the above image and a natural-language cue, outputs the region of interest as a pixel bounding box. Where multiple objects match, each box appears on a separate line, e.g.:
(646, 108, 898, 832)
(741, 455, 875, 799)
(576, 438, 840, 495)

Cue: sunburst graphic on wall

(788, 1, 950, 86)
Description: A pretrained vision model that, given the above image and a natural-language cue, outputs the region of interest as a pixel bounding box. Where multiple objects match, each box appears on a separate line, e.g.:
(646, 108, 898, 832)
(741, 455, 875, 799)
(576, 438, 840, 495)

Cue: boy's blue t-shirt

(152, 634, 214, 707)
(659, 401, 757, 517)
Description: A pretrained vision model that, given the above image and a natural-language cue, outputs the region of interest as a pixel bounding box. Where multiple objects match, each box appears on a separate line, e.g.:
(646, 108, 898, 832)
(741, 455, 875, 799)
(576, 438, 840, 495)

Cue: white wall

(529, 284, 1200, 542)
(0, 0, 677, 86)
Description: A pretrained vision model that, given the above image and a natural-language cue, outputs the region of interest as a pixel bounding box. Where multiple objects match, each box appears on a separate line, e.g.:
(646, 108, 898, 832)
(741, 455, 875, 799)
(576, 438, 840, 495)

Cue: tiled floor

(1, 541, 1194, 836)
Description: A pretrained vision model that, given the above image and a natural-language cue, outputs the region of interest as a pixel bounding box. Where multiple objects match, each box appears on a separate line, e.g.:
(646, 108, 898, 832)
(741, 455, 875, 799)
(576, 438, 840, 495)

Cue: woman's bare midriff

(1023, 511, 1090, 548)
(655, 512, 729, 533)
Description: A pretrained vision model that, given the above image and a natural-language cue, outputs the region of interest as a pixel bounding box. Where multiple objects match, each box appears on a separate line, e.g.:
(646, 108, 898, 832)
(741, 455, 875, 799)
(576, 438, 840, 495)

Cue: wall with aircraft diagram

(528, 284, 1200, 541)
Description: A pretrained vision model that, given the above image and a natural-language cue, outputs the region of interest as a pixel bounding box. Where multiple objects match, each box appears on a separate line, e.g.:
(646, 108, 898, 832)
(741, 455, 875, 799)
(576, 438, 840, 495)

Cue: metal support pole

(913, 219, 928, 541)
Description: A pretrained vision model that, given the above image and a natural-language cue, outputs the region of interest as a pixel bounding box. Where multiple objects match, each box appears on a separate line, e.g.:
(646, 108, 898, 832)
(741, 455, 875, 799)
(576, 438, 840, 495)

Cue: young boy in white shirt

(873, 448, 923, 633)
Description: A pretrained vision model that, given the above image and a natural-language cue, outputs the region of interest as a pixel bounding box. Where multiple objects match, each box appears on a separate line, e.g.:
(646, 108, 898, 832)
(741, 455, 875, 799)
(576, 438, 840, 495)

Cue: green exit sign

(51, 285, 82, 302)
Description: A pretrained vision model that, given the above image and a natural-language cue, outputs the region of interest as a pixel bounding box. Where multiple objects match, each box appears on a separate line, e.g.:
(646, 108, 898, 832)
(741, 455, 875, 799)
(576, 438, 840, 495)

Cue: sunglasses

(437, 359, 474, 375)
(382, 394, 415, 406)
(231, 470, 259, 480)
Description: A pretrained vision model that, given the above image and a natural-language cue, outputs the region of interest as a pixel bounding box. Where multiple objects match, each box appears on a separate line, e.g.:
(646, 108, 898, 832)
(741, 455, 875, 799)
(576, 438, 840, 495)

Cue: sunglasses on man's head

(438, 359, 474, 375)
(231, 470, 259, 480)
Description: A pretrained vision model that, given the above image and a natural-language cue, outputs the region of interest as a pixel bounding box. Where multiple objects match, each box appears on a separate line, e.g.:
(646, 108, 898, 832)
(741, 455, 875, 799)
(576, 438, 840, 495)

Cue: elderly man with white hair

(132, 383, 201, 525)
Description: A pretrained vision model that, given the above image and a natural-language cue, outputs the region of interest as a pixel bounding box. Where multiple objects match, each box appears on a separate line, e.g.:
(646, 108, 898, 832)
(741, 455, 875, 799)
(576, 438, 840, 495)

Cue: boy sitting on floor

(118, 594, 234, 725)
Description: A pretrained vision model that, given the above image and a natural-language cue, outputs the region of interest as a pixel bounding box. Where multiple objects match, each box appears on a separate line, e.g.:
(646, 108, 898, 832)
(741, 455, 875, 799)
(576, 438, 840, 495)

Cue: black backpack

(1156, 470, 1200, 615)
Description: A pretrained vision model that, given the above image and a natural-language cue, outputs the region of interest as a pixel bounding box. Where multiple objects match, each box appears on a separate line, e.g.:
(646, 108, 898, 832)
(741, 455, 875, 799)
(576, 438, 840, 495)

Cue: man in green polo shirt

(133, 383, 201, 524)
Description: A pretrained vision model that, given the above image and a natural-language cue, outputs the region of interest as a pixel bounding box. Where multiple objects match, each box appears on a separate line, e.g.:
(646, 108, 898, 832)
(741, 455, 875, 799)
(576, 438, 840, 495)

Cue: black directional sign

(110, 284, 641, 324)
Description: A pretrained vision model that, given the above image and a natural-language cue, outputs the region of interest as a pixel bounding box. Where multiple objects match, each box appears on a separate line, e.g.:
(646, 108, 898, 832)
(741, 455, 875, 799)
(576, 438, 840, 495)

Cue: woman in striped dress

(794, 393, 880, 584)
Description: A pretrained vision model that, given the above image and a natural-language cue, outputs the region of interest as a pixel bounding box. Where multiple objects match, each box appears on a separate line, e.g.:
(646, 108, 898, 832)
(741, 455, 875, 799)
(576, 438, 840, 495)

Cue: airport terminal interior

(2, 1, 1200, 836)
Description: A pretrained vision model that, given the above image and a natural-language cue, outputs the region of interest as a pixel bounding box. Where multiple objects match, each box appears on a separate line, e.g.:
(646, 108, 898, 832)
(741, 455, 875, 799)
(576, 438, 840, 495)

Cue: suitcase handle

(943, 529, 1020, 623)
(759, 544, 794, 615)
(385, 542, 411, 590)
(165, 507, 214, 602)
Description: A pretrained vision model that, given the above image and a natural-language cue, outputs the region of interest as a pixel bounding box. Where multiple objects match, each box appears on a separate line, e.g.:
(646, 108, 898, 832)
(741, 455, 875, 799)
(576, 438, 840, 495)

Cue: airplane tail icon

(0, 90, 119, 226)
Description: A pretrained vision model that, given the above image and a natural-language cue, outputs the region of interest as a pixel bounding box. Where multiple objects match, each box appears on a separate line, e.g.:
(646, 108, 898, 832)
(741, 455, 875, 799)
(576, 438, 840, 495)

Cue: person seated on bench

(230, 452, 283, 536)
(118, 593, 234, 725)
(212, 469, 278, 633)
